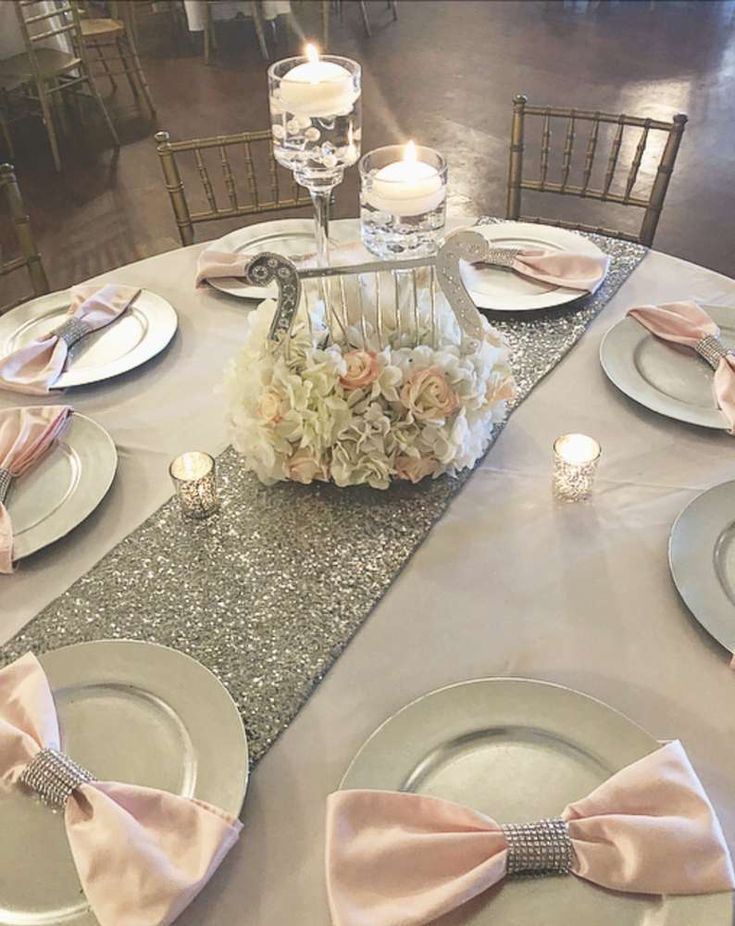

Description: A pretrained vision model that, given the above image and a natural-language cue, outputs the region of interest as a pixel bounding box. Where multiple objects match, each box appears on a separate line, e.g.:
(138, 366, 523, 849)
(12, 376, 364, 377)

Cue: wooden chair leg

(84, 75, 121, 150)
(389, 0, 398, 19)
(359, 0, 372, 36)
(252, 2, 269, 60)
(94, 41, 117, 92)
(116, 37, 141, 100)
(204, 9, 213, 64)
(0, 107, 13, 159)
(322, 0, 330, 48)
(37, 84, 62, 171)
(124, 34, 156, 115)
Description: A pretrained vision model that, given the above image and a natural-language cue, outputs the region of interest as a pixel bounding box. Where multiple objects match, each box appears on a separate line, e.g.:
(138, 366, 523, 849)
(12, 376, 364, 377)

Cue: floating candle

(367, 141, 445, 216)
(277, 44, 356, 118)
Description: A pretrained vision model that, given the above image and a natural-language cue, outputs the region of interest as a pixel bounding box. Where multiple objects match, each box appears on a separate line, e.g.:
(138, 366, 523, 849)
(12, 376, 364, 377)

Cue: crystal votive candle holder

(359, 144, 447, 260)
(552, 433, 601, 502)
(169, 451, 218, 519)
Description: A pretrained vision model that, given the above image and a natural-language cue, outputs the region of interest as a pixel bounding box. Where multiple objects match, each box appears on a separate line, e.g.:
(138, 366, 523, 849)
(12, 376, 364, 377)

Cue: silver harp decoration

(245, 230, 496, 353)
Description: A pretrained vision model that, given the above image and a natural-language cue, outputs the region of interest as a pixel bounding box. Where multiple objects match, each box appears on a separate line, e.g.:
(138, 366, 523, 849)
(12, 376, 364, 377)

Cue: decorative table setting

(2, 41, 735, 926)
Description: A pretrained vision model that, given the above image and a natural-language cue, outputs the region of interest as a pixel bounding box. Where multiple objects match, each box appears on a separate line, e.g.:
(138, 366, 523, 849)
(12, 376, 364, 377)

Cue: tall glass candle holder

(268, 46, 361, 267)
(359, 142, 447, 260)
(552, 433, 601, 502)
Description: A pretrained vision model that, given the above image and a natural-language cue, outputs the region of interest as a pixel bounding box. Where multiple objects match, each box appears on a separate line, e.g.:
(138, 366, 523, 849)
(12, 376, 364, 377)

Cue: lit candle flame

(305, 44, 319, 64)
(403, 140, 417, 163)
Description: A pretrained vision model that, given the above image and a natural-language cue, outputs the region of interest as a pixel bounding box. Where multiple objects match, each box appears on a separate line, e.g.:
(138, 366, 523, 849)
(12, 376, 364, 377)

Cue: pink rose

(339, 350, 379, 391)
(395, 454, 438, 484)
(400, 366, 460, 422)
(286, 447, 328, 484)
(258, 388, 286, 425)
(486, 372, 515, 405)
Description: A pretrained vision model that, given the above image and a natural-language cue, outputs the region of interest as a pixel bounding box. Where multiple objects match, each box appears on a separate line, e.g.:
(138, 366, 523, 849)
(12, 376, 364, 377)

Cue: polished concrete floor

(3, 0, 735, 302)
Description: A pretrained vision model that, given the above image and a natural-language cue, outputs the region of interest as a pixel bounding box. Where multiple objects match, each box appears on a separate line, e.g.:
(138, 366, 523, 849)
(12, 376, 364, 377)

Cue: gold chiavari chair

(154, 129, 312, 246)
(0, 163, 49, 315)
(203, 1, 269, 65)
(76, 1, 156, 116)
(0, 1, 119, 172)
(506, 94, 688, 247)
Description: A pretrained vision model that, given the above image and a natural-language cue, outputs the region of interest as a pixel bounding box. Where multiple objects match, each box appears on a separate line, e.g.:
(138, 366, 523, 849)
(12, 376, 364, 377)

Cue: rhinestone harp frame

(695, 334, 730, 370)
(501, 818, 574, 877)
(19, 747, 94, 809)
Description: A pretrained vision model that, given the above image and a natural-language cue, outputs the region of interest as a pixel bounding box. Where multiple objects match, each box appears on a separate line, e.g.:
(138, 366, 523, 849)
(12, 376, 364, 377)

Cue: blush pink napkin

(628, 300, 735, 433)
(0, 284, 141, 395)
(0, 405, 72, 574)
(472, 248, 610, 292)
(326, 742, 735, 926)
(0, 652, 243, 926)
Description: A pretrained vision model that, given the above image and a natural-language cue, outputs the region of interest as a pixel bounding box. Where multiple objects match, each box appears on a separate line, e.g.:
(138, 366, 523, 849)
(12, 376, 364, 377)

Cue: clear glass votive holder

(552, 433, 601, 502)
(359, 143, 447, 260)
(169, 451, 219, 519)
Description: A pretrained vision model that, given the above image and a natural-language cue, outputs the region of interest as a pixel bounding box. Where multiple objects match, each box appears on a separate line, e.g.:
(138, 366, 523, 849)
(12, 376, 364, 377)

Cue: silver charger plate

(8, 413, 117, 561)
(205, 217, 361, 299)
(341, 678, 731, 926)
(0, 640, 249, 926)
(459, 221, 606, 312)
(0, 289, 178, 389)
(669, 480, 735, 657)
(600, 304, 732, 430)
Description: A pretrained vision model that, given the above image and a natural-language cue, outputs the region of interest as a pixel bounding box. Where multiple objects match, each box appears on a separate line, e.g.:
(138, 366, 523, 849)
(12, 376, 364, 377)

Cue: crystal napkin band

(501, 818, 573, 876)
(482, 247, 523, 268)
(53, 317, 92, 349)
(0, 467, 11, 505)
(20, 746, 94, 808)
(695, 334, 731, 370)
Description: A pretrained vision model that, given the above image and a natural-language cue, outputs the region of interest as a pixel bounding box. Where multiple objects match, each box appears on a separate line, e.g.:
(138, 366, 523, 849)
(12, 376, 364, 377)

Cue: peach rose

(286, 448, 328, 484)
(486, 372, 515, 405)
(400, 366, 460, 422)
(395, 454, 438, 484)
(258, 388, 286, 425)
(339, 350, 379, 391)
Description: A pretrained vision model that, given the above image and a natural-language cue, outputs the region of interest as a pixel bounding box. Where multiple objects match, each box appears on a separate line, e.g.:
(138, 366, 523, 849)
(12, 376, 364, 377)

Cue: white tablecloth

(2, 225, 735, 923)
(0, 1, 72, 60)
(183, 0, 291, 30)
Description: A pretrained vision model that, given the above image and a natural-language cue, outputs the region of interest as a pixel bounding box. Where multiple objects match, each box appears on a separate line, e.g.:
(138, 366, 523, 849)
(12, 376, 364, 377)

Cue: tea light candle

(169, 451, 218, 519)
(552, 433, 601, 501)
(367, 141, 444, 216)
(278, 44, 356, 118)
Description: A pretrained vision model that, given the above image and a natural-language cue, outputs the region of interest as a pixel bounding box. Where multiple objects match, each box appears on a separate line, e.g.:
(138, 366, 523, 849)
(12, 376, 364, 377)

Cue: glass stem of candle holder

(310, 189, 331, 267)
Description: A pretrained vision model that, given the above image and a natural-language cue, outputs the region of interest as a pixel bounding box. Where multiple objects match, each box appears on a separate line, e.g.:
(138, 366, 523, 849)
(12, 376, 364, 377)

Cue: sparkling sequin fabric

(1, 225, 646, 765)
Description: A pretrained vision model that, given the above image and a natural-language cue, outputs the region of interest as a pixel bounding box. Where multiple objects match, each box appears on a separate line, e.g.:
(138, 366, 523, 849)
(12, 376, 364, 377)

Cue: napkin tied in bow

(326, 741, 734, 926)
(0, 653, 242, 926)
(0, 284, 140, 395)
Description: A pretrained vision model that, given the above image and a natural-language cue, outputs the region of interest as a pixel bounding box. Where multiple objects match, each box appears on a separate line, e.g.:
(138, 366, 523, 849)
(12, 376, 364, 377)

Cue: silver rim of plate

(206, 217, 361, 299)
(669, 480, 735, 656)
(459, 221, 607, 312)
(8, 412, 117, 561)
(0, 289, 178, 389)
(600, 304, 731, 430)
(0, 640, 249, 926)
(342, 677, 731, 926)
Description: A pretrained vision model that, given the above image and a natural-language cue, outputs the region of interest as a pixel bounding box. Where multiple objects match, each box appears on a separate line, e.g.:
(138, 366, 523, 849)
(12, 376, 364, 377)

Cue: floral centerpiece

(224, 295, 515, 490)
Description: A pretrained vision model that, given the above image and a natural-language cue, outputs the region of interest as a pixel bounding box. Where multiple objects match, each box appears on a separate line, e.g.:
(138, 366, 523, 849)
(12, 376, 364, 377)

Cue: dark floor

(4, 0, 735, 303)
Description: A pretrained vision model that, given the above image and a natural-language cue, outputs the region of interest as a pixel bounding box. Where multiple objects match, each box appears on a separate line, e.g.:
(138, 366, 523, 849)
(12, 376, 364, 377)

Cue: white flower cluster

(224, 297, 515, 490)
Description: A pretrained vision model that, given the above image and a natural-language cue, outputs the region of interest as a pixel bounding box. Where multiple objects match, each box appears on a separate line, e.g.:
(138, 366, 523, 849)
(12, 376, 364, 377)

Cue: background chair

(0, 1, 119, 172)
(77, 1, 156, 116)
(506, 94, 687, 247)
(202, 1, 269, 64)
(154, 128, 311, 245)
(0, 163, 49, 314)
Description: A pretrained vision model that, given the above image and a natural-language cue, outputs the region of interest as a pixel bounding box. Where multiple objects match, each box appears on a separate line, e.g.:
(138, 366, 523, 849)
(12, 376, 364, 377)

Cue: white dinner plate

(669, 480, 735, 657)
(0, 289, 178, 389)
(7, 412, 117, 561)
(205, 217, 361, 299)
(342, 678, 731, 926)
(459, 221, 607, 312)
(600, 304, 732, 430)
(0, 640, 249, 926)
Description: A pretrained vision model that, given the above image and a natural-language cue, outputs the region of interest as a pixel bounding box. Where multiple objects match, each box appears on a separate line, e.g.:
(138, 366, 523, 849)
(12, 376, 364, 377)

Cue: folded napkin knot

(484, 247, 524, 269)
(53, 317, 92, 350)
(696, 334, 731, 370)
(19, 746, 94, 809)
(0, 467, 10, 505)
(501, 818, 573, 877)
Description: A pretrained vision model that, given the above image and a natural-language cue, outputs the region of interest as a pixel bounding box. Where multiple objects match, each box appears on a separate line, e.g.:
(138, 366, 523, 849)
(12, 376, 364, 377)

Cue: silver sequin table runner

(1, 228, 646, 764)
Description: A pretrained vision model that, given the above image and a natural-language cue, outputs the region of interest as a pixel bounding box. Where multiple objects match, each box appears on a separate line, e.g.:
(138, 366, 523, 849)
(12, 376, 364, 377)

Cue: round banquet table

(2, 222, 735, 925)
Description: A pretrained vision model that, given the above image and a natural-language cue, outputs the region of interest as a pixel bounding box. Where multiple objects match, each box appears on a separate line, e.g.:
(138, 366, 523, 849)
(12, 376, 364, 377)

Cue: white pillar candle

(367, 141, 444, 216)
(277, 45, 356, 118)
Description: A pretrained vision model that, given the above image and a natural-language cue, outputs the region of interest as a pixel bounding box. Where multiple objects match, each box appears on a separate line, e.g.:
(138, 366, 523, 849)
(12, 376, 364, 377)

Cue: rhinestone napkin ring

(0, 467, 11, 505)
(484, 247, 522, 268)
(501, 818, 573, 876)
(19, 747, 95, 808)
(53, 317, 91, 349)
(695, 335, 730, 370)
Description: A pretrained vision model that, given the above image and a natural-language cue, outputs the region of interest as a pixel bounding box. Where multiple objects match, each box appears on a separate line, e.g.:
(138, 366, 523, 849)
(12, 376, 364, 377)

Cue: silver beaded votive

(169, 451, 219, 519)
(552, 433, 601, 502)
